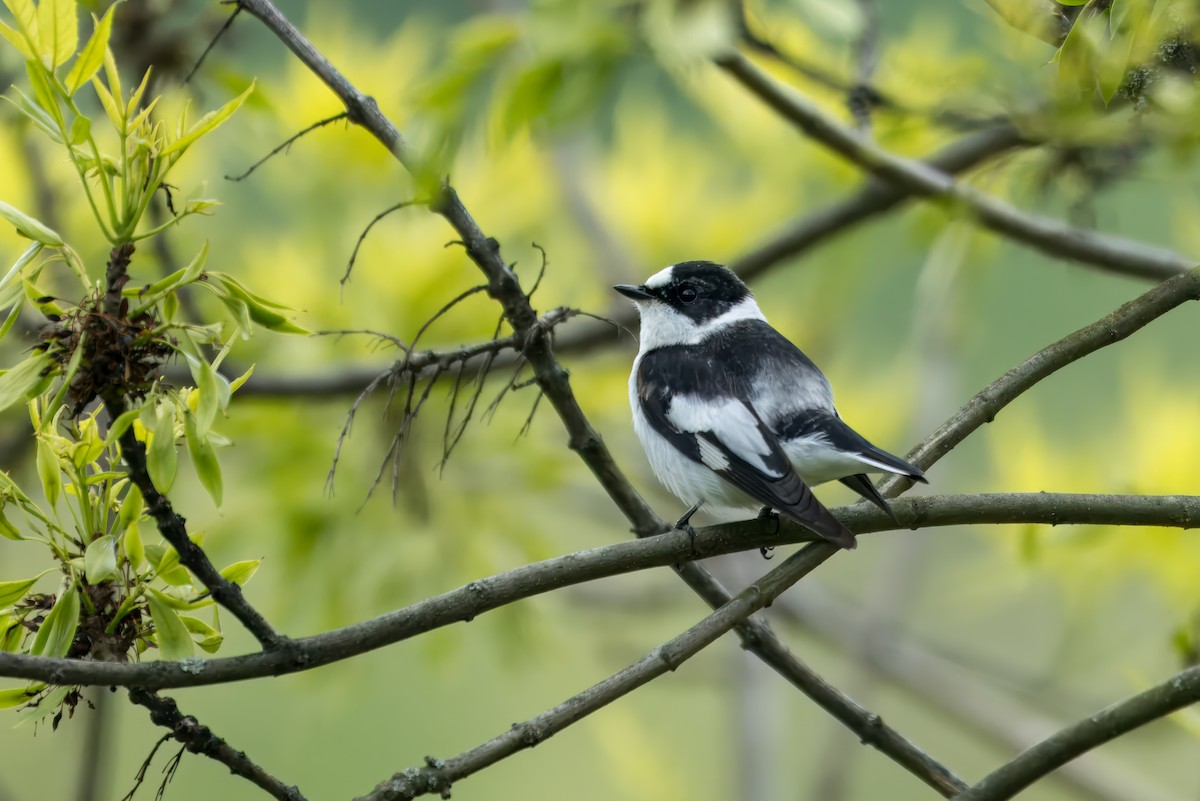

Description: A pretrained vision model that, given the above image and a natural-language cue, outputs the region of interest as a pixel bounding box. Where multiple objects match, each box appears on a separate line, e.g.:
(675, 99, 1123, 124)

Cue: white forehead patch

(643, 265, 675, 289)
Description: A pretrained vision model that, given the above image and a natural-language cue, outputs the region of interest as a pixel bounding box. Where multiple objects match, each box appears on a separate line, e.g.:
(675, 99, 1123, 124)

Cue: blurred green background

(1, 0, 1199, 799)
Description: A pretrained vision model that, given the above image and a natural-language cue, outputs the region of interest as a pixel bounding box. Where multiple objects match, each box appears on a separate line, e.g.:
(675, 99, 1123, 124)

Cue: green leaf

(0, 575, 40, 606)
(218, 559, 259, 587)
(35, 438, 61, 506)
(0, 352, 52, 413)
(90, 73, 123, 130)
(146, 402, 177, 492)
(65, 6, 113, 95)
(3, 88, 63, 142)
(184, 411, 221, 506)
(0, 19, 34, 58)
(0, 200, 63, 245)
(68, 113, 90, 145)
(208, 273, 308, 334)
(31, 584, 79, 658)
(160, 83, 255, 156)
(0, 242, 42, 304)
(35, 0, 76, 68)
(179, 615, 222, 653)
(0, 686, 38, 709)
(0, 507, 23, 540)
(104, 407, 140, 446)
(146, 589, 193, 660)
(228, 364, 255, 394)
(116, 483, 143, 532)
(1, 0, 37, 38)
(123, 521, 144, 570)
(83, 534, 117, 583)
(186, 355, 219, 434)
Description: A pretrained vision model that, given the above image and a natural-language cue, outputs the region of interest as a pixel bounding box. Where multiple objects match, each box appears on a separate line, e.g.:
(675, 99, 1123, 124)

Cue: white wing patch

(668, 396, 778, 476)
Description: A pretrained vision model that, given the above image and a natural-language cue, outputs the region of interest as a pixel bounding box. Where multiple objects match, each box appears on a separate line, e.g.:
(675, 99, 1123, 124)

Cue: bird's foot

(757, 507, 779, 559)
(673, 503, 703, 558)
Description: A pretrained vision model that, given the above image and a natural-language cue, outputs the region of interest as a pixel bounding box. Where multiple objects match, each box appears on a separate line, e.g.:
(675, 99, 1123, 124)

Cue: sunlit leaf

(35, 0, 77, 68)
(67, 113, 90, 145)
(228, 364, 255, 394)
(65, 6, 114, 95)
(30, 584, 79, 658)
(160, 83, 255, 156)
(0, 19, 33, 58)
(218, 559, 260, 587)
(0, 200, 63, 245)
(123, 521, 144, 571)
(0, 686, 38, 709)
(179, 615, 223, 653)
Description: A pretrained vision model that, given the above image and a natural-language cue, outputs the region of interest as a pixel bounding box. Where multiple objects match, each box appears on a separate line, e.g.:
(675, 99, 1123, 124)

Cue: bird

(614, 260, 926, 550)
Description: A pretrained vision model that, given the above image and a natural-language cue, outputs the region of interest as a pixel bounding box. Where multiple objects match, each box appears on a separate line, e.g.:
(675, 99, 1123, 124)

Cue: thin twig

(127, 689, 306, 801)
(226, 112, 349, 182)
(0, 492, 1197, 691)
(956, 665, 1200, 800)
(182, 5, 242, 85)
(119, 732, 172, 801)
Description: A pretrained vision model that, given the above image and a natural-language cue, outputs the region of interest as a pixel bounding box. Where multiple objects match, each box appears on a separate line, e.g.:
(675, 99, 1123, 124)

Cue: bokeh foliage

(0, 0, 1198, 799)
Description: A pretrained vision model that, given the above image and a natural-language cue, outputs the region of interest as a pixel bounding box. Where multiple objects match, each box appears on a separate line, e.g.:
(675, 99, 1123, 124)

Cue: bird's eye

(678, 286, 698, 304)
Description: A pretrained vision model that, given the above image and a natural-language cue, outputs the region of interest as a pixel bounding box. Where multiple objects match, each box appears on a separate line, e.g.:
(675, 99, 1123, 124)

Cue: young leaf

(123, 521, 144, 570)
(35, 437, 61, 506)
(184, 411, 222, 506)
(65, 6, 114, 95)
(35, 0, 77, 68)
(116, 483, 143, 532)
(83, 534, 117, 583)
(0, 19, 34, 58)
(209, 273, 308, 334)
(179, 615, 223, 653)
(146, 589, 193, 660)
(2, 88, 63, 142)
(160, 83, 255, 156)
(1, 0, 37, 40)
(0, 242, 42, 303)
(0, 200, 63, 245)
(218, 559, 260, 587)
(90, 74, 124, 131)
(0, 575, 41, 607)
(146, 402, 177, 492)
(30, 584, 80, 658)
(228, 364, 255, 394)
(68, 113, 90, 145)
(104, 407, 140, 445)
(0, 508, 22, 540)
(185, 354, 220, 434)
(0, 352, 53, 414)
(0, 686, 38, 709)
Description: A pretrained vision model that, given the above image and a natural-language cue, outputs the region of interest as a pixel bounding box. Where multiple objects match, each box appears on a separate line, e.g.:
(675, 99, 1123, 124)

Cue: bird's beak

(613, 284, 653, 301)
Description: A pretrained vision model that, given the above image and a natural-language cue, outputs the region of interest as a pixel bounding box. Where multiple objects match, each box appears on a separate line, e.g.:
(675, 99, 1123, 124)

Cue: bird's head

(614, 261, 764, 349)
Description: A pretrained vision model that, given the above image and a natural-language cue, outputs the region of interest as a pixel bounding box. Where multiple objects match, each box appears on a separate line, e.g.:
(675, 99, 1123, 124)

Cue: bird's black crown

(648, 261, 751, 323)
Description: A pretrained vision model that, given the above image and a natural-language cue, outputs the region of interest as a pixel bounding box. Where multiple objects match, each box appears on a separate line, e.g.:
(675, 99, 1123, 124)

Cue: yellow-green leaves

(30, 583, 78, 658)
(146, 402, 178, 493)
(204, 272, 309, 335)
(0, 200, 63, 245)
(161, 82, 255, 156)
(0, 575, 42, 607)
(184, 410, 222, 506)
(147, 589, 193, 660)
(64, 6, 113, 95)
(83, 534, 117, 583)
(219, 559, 260, 587)
(0, 352, 52, 414)
(35, 0, 75, 68)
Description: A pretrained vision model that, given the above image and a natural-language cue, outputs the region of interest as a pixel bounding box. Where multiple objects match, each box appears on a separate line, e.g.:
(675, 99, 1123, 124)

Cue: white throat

(633, 295, 766, 352)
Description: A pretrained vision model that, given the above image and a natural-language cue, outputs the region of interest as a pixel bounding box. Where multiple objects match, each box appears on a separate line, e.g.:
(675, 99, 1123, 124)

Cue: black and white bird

(615, 261, 926, 550)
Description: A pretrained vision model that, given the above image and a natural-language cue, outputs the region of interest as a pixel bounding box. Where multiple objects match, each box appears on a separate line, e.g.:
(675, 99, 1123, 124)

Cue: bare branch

(225, 112, 350, 182)
(0, 491, 1196, 691)
(717, 52, 1195, 281)
(880, 263, 1200, 498)
(128, 689, 306, 801)
(352, 541, 847, 801)
(956, 664, 1200, 801)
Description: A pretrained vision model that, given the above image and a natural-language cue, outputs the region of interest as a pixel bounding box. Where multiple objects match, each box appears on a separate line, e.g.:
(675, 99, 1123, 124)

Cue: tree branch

(127, 689, 306, 801)
(351, 541, 839, 801)
(956, 664, 1200, 800)
(716, 52, 1195, 281)
(0, 492, 1195, 690)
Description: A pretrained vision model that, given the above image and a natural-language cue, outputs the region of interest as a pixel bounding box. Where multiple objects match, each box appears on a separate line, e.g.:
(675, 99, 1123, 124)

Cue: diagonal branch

(717, 52, 1195, 282)
(128, 689, 306, 801)
(956, 664, 1200, 800)
(0, 491, 1196, 691)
